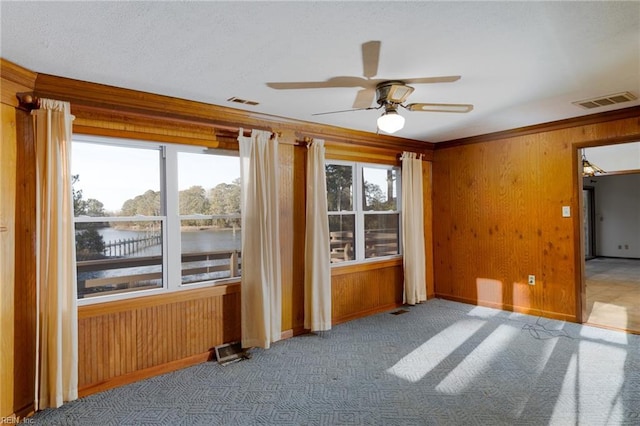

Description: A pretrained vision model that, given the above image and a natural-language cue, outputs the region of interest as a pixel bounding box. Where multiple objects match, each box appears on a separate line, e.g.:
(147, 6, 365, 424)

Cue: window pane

(363, 167, 398, 211)
(178, 152, 240, 216)
(76, 221, 163, 299)
(365, 214, 400, 259)
(181, 219, 242, 284)
(326, 164, 353, 211)
(72, 142, 161, 216)
(329, 214, 355, 262)
(73, 140, 164, 300)
(178, 152, 242, 284)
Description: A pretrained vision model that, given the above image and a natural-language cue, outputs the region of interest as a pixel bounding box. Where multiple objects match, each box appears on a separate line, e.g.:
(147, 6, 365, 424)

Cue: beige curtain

(401, 151, 427, 305)
(238, 129, 282, 349)
(33, 99, 78, 409)
(304, 139, 332, 331)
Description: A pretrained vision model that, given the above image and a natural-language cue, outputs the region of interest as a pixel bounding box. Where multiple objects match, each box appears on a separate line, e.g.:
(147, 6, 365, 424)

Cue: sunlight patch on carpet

(435, 324, 519, 394)
(386, 319, 485, 383)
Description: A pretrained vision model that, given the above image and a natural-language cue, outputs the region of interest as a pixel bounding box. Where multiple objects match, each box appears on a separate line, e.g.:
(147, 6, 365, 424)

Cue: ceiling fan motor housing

(376, 81, 415, 105)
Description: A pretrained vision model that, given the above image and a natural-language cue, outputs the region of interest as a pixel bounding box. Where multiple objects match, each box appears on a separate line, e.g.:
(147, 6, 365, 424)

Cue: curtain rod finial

(17, 92, 40, 111)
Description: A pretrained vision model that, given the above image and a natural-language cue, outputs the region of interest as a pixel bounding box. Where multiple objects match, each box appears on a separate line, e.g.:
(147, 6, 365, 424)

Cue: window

(72, 135, 241, 303)
(326, 161, 401, 263)
(177, 151, 241, 285)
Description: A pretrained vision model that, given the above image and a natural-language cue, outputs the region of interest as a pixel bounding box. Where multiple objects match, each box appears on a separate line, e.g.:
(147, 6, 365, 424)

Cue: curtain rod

(16, 93, 282, 139)
(234, 126, 281, 139)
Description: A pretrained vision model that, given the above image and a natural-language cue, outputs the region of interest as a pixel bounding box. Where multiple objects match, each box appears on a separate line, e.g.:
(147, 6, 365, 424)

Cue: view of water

(97, 227, 242, 256)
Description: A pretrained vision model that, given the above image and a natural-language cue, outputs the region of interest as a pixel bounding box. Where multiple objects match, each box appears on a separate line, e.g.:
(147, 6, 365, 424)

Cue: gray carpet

(30, 299, 640, 425)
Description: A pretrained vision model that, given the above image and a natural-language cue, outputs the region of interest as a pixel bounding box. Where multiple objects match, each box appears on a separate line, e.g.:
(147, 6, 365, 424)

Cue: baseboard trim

(333, 303, 403, 326)
(435, 294, 578, 323)
(280, 329, 294, 340)
(78, 351, 212, 398)
(5, 402, 34, 423)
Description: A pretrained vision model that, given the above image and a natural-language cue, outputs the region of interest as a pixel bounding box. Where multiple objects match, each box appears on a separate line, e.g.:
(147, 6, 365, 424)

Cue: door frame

(583, 185, 596, 260)
(574, 136, 640, 324)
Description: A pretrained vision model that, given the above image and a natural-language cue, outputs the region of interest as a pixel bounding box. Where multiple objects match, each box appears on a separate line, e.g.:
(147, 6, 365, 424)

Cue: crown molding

(0, 58, 37, 106)
(436, 106, 640, 149)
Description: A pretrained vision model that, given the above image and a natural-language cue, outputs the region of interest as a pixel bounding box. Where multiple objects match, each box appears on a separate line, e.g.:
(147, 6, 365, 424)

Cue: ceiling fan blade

(402, 76, 461, 84)
(267, 76, 369, 90)
(362, 40, 381, 79)
(405, 103, 474, 113)
(352, 88, 376, 109)
(312, 106, 380, 116)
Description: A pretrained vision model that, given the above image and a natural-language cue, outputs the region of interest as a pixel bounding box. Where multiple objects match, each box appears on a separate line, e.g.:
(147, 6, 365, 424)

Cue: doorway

(580, 142, 640, 334)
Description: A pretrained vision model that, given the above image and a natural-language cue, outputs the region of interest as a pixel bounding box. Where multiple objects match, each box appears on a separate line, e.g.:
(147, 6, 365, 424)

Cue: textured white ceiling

(1, 1, 639, 142)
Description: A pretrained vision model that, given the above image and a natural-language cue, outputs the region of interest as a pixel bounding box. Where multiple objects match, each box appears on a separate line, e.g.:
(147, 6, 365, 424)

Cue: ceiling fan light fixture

(377, 110, 405, 134)
(582, 151, 605, 176)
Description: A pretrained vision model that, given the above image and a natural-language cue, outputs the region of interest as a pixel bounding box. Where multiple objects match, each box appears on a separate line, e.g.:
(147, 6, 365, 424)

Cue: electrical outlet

(528, 275, 535, 285)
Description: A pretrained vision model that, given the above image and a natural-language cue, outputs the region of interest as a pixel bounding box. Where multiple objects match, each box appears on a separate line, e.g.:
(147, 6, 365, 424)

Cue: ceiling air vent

(572, 92, 637, 109)
(227, 97, 259, 106)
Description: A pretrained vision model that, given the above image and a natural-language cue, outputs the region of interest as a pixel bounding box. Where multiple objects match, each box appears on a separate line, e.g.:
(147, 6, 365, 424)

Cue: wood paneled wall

(1, 104, 17, 421)
(1, 59, 37, 421)
(433, 111, 640, 321)
(12, 103, 37, 420)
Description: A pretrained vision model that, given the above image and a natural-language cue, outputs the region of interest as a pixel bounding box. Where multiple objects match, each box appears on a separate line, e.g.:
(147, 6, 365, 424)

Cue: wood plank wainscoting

(331, 259, 404, 325)
(77, 284, 241, 396)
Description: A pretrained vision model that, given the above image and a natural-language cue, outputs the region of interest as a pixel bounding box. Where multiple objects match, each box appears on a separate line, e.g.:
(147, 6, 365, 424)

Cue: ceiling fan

(266, 41, 474, 134)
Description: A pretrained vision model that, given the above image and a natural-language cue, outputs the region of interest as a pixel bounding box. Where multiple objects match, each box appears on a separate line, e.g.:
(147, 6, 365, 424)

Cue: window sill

(330, 255, 403, 276)
(78, 280, 240, 318)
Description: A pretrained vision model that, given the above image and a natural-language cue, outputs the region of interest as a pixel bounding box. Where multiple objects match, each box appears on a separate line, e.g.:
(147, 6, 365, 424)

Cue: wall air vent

(227, 97, 259, 106)
(572, 92, 637, 109)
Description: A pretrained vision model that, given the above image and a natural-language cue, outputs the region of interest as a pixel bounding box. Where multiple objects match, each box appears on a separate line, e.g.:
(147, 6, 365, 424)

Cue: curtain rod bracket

(17, 92, 40, 111)
(298, 136, 313, 146)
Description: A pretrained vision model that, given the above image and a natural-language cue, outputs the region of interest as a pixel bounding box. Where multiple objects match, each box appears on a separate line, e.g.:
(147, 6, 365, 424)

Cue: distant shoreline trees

(116, 179, 241, 229)
(73, 174, 106, 260)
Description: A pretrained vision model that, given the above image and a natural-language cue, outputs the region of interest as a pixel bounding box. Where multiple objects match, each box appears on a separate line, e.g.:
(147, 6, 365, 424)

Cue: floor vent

(572, 92, 637, 109)
(214, 341, 251, 366)
(227, 96, 260, 106)
(390, 309, 409, 315)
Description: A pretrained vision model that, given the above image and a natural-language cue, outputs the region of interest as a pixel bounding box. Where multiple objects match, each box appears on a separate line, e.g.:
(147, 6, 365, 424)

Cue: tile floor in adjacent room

(585, 257, 640, 334)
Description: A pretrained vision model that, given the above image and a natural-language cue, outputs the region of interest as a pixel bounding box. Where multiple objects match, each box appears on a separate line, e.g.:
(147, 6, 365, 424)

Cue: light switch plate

(562, 206, 571, 217)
